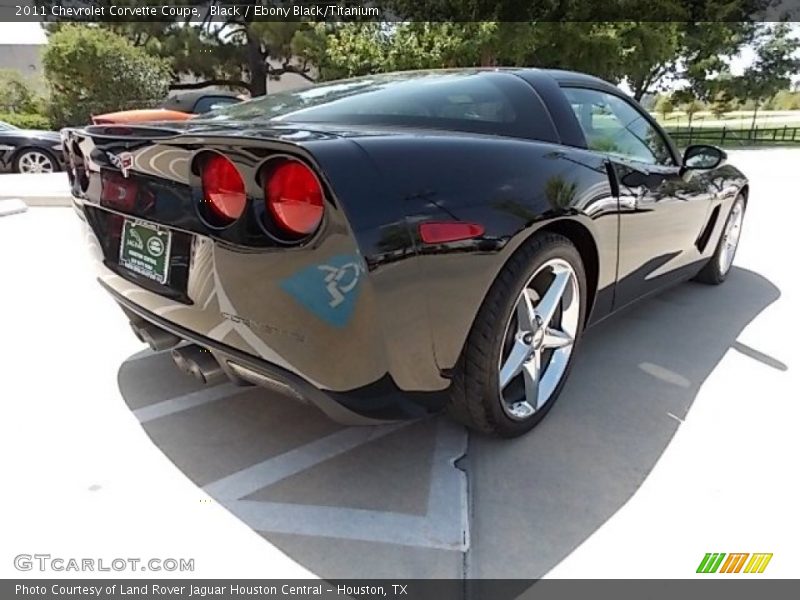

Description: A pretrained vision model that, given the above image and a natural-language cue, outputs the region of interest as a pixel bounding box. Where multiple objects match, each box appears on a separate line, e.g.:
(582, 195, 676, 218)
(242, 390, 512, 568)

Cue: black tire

(12, 147, 59, 174)
(693, 195, 746, 285)
(447, 232, 587, 438)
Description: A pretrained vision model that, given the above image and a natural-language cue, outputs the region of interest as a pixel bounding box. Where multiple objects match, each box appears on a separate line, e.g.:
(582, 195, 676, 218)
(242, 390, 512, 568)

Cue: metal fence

(666, 125, 800, 147)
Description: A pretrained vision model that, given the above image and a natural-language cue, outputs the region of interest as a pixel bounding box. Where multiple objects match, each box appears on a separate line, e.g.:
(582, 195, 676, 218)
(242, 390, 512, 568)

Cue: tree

(311, 19, 766, 103)
(731, 23, 800, 129)
(309, 22, 520, 79)
(383, 2, 765, 101)
(655, 94, 675, 121)
(710, 91, 734, 119)
(0, 69, 40, 114)
(771, 90, 800, 110)
(679, 98, 704, 129)
(313, 22, 637, 85)
(35, 1, 785, 105)
(43, 25, 172, 127)
(41, 1, 318, 97)
(614, 21, 683, 101)
(107, 2, 316, 96)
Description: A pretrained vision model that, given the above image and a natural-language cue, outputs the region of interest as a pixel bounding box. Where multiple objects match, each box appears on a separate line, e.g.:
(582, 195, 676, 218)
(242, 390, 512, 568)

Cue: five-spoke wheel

(498, 258, 580, 420)
(694, 195, 746, 285)
(448, 232, 586, 437)
(718, 200, 744, 276)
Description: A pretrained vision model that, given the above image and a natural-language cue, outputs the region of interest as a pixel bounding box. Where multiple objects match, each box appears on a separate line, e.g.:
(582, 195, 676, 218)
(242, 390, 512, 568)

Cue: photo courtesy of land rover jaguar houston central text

(64, 69, 748, 437)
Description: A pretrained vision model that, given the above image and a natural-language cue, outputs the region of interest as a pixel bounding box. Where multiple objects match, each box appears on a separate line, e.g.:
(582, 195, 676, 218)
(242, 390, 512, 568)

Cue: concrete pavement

(0, 172, 70, 206)
(0, 149, 797, 581)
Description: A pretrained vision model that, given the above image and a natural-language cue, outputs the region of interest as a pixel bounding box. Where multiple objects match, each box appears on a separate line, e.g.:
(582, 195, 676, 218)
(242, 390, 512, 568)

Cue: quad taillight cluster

(199, 153, 325, 237)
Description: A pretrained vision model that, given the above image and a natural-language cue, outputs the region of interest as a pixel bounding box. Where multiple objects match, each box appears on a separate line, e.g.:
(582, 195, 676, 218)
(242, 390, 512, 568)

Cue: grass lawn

(653, 110, 800, 130)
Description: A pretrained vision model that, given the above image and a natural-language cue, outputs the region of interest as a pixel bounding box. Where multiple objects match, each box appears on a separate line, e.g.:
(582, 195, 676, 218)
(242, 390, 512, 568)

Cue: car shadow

(116, 266, 780, 582)
(466, 266, 782, 581)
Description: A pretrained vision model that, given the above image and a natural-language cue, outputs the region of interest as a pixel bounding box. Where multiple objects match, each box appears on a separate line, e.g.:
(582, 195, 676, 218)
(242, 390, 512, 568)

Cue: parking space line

(225, 500, 462, 551)
(427, 420, 470, 549)
(204, 418, 469, 551)
(132, 383, 242, 423)
(203, 423, 409, 500)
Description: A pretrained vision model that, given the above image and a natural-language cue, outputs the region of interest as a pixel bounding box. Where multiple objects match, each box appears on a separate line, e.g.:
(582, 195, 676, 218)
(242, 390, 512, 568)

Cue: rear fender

(351, 136, 616, 374)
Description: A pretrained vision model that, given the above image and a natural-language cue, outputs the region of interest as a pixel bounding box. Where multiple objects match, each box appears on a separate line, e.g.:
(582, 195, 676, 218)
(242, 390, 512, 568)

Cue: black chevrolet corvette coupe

(63, 69, 747, 437)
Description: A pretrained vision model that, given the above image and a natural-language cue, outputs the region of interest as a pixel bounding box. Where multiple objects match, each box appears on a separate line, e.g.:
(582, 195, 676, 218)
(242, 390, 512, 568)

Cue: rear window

(202, 72, 521, 134)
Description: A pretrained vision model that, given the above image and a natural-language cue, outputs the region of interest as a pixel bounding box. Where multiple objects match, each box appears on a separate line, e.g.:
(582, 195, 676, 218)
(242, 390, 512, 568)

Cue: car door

(562, 87, 715, 309)
(0, 122, 18, 169)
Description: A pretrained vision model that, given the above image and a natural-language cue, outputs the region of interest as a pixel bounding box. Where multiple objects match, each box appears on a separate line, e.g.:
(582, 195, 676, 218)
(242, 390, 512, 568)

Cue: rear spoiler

(81, 124, 189, 140)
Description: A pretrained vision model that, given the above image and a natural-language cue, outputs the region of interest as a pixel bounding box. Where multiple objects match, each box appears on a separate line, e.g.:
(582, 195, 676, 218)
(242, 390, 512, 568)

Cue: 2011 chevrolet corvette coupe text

(64, 69, 747, 437)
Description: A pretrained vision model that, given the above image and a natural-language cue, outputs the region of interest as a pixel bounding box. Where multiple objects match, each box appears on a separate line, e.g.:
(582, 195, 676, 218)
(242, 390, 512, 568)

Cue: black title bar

(1, 0, 800, 22)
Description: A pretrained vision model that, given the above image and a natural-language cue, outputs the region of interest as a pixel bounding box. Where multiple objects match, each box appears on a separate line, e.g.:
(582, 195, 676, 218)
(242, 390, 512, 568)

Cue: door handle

(619, 195, 638, 210)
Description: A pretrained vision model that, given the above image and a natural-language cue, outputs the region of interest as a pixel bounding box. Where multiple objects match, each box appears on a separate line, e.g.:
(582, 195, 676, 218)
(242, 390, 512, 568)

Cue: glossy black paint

(0, 122, 65, 171)
(66, 69, 748, 422)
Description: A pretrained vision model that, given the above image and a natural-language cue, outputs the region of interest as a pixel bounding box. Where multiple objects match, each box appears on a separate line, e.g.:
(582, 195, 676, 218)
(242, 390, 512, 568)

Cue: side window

(193, 96, 240, 114)
(562, 87, 674, 166)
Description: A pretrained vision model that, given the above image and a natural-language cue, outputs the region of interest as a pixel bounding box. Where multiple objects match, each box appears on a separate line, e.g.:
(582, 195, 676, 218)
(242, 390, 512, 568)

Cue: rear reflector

(419, 222, 485, 244)
(200, 154, 246, 225)
(264, 159, 324, 236)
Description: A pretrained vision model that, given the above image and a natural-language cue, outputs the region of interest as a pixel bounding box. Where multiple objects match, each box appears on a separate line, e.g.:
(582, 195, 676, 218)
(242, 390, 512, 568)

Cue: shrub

(710, 92, 734, 118)
(0, 69, 41, 114)
(771, 90, 800, 110)
(0, 112, 52, 130)
(43, 25, 172, 128)
(654, 94, 674, 120)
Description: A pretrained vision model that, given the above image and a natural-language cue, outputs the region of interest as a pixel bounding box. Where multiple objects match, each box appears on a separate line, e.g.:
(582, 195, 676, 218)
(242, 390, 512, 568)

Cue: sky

(0, 21, 46, 44)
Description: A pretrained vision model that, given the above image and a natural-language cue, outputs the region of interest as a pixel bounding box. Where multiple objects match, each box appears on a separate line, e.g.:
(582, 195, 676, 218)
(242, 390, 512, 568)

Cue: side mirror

(682, 144, 726, 170)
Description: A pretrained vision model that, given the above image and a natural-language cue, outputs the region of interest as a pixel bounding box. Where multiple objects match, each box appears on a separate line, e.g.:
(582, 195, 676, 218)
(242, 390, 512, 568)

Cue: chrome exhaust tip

(130, 322, 181, 352)
(171, 344, 227, 385)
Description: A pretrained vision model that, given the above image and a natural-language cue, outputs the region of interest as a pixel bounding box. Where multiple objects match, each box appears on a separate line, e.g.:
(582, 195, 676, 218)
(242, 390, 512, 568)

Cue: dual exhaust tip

(130, 321, 227, 386)
(129, 318, 306, 403)
(170, 344, 227, 386)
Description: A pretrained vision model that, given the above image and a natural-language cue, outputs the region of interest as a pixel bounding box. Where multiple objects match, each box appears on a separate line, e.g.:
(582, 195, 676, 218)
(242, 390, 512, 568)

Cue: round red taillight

(264, 159, 324, 236)
(201, 154, 246, 225)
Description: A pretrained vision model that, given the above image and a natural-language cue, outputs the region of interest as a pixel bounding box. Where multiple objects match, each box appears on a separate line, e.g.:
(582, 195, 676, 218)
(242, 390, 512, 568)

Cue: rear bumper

(105, 281, 446, 424)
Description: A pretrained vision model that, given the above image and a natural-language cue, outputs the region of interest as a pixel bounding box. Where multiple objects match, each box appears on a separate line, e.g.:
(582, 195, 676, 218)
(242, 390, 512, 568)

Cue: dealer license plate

(118, 220, 172, 284)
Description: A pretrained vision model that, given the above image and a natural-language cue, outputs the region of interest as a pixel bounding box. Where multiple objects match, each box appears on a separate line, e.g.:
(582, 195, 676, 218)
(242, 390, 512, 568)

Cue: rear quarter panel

(347, 133, 619, 375)
(69, 128, 437, 414)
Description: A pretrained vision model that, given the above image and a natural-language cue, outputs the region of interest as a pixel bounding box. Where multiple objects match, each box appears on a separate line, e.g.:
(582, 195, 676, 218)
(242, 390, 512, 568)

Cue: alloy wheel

(718, 201, 744, 275)
(18, 151, 55, 174)
(498, 258, 580, 420)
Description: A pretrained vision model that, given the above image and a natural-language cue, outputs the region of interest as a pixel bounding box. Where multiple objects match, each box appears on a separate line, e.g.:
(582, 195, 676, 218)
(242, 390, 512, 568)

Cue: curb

(0, 198, 29, 217)
(0, 172, 72, 207)
(6, 195, 72, 207)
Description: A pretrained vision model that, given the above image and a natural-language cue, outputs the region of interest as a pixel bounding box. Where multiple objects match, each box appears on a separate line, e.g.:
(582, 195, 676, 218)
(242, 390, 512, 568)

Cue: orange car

(92, 91, 244, 125)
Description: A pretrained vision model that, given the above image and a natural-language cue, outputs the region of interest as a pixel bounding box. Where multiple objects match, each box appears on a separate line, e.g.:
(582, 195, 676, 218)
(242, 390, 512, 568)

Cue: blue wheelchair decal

(280, 254, 366, 328)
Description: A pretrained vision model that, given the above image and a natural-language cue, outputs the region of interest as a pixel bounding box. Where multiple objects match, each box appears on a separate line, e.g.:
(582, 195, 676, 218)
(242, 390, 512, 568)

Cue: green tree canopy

(51, 1, 320, 96)
(730, 23, 800, 127)
(43, 25, 172, 127)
